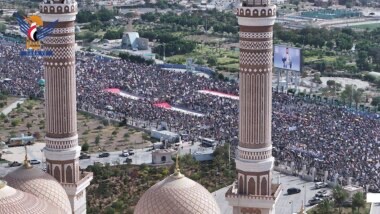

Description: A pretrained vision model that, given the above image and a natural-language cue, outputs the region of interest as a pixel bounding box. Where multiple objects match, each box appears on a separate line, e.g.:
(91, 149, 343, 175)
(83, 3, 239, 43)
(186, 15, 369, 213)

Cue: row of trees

(274, 26, 357, 50)
(119, 52, 154, 65)
(138, 30, 197, 57)
(141, 10, 238, 34)
(312, 185, 366, 214)
(77, 7, 115, 23)
(153, 40, 196, 57)
(103, 28, 124, 40)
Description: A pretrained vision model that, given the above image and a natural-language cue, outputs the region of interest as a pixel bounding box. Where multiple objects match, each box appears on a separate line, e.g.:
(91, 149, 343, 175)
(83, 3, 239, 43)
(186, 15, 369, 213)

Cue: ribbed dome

(4, 166, 72, 214)
(0, 180, 56, 214)
(134, 173, 221, 214)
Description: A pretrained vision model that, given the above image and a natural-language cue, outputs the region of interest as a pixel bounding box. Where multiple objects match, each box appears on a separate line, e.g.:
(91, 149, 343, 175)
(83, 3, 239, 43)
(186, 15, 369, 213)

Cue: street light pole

(303, 184, 306, 209)
(163, 43, 166, 62)
(289, 201, 294, 214)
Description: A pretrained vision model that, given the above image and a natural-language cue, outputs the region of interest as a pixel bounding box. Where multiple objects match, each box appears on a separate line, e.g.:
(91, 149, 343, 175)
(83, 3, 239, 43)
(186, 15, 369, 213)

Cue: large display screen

(274, 45, 302, 72)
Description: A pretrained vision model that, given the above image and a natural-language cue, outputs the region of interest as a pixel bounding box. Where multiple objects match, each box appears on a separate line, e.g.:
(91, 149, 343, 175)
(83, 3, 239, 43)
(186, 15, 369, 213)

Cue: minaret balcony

(225, 182, 282, 208)
(40, 0, 78, 14)
(236, 5, 276, 18)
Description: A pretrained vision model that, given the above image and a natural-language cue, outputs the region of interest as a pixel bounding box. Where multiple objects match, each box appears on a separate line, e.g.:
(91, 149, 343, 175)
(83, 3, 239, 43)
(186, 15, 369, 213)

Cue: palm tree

(333, 185, 348, 214)
(316, 199, 335, 214)
(352, 192, 366, 214)
(353, 89, 364, 110)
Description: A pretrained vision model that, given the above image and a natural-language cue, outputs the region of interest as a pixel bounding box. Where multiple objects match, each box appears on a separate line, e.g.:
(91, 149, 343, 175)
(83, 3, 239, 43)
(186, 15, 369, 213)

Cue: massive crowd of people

(1, 39, 380, 191)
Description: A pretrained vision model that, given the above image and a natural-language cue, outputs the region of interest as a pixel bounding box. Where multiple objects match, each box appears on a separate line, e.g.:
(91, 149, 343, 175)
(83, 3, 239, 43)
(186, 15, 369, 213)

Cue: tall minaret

(225, 0, 281, 214)
(40, 1, 93, 214)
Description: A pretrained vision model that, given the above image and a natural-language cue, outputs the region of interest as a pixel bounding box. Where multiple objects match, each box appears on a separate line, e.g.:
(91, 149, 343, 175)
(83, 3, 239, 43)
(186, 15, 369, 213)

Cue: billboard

(274, 45, 302, 72)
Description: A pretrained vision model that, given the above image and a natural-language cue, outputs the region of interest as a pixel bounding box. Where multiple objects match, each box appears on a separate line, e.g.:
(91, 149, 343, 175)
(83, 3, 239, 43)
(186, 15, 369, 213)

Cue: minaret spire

(39, 1, 93, 213)
(225, 0, 281, 213)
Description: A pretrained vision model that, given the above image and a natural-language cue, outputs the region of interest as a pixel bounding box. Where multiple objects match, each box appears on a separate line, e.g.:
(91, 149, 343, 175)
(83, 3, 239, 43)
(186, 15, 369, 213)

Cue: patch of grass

(352, 23, 380, 30)
(304, 56, 337, 63)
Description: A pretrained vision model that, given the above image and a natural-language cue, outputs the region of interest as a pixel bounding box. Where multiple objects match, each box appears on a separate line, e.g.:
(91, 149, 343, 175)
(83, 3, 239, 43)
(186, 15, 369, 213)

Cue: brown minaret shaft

(225, 1, 281, 214)
(40, 1, 92, 214)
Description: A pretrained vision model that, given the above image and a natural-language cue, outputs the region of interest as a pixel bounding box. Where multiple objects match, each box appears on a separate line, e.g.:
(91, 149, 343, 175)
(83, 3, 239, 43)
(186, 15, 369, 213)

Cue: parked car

(120, 151, 129, 157)
(315, 182, 328, 189)
(124, 157, 132, 163)
(342, 200, 352, 207)
(79, 153, 91, 159)
(287, 188, 301, 195)
(308, 198, 323, 206)
(29, 159, 41, 165)
(128, 149, 134, 155)
(315, 191, 330, 198)
(98, 152, 110, 158)
(8, 161, 22, 167)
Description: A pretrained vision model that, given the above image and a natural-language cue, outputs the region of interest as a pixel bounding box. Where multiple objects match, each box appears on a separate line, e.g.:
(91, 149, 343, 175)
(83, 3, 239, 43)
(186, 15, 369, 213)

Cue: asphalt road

(0, 141, 203, 177)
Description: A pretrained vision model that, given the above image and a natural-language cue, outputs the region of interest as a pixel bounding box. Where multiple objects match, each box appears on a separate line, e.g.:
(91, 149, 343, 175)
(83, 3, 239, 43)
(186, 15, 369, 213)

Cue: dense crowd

(1, 39, 380, 191)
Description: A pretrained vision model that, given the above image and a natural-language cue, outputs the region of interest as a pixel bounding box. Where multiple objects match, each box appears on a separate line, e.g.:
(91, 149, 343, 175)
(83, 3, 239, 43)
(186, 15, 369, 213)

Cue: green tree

(89, 20, 102, 32)
(95, 135, 100, 146)
(77, 10, 95, 23)
(97, 7, 114, 22)
(327, 80, 336, 88)
(141, 12, 157, 22)
(316, 199, 335, 214)
(371, 96, 380, 106)
(326, 41, 334, 49)
(0, 23, 6, 33)
(353, 88, 364, 109)
(352, 192, 365, 214)
(356, 51, 370, 71)
(103, 29, 123, 40)
(207, 56, 217, 66)
(11, 120, 19, 127)
(340, 85, 356, 106)
(312, 73, 322, 84)
(26, 122, 32, 131)
(82, 142, 89, 152)
(332, 185, 348, 214)
(76, 31, 96, 42)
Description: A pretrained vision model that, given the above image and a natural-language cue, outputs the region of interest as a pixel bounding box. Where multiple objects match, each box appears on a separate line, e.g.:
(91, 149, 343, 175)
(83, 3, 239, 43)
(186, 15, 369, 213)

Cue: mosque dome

(4, 166, 72, 214)
(0, 180, 57, 214)
(134, 171, 221, 214)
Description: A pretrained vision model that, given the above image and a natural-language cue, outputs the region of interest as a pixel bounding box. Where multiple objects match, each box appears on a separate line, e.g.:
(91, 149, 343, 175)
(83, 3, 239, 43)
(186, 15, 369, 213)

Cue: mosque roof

(0, 180, 57, 214)
(4, 166, 72, 214)
(134, 155, 220, 214)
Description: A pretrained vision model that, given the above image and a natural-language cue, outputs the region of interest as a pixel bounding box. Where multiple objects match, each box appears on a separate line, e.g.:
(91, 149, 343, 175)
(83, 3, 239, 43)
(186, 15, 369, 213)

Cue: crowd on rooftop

(1, 39, 380, 191)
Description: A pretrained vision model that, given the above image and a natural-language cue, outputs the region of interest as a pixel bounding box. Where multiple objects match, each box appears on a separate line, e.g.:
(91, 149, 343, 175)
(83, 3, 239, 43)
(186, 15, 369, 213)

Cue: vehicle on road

(308, 198, 323, 206)
(79, 153, 91, 159)
(128, 149, 135, 155)
(120, 151, 129, 157)
(29, 159, 41, 165)
(315, 191, 330, 198)
(287, 188, 301, 195)
(98, 152, 110, 158)
(315, 182, 328, 189)
(124, 157, 132, 163)
(8, 161, 22, 167)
